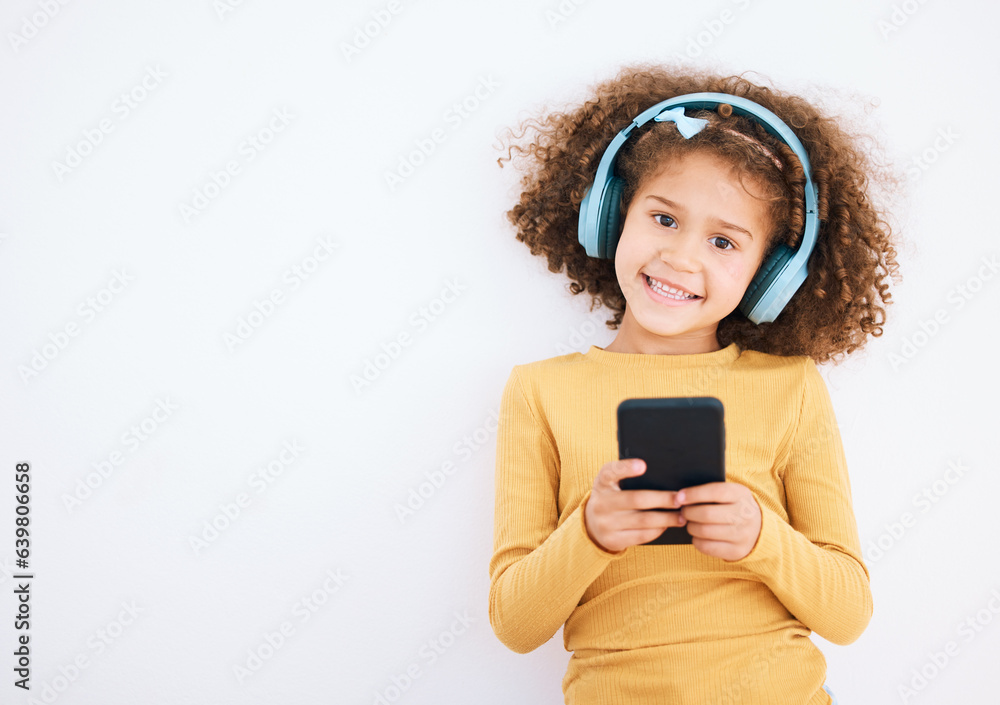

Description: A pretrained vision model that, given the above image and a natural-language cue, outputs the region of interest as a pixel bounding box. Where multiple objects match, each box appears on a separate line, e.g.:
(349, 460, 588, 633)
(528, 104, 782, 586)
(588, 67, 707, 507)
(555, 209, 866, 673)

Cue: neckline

(585, 342, 741, 368)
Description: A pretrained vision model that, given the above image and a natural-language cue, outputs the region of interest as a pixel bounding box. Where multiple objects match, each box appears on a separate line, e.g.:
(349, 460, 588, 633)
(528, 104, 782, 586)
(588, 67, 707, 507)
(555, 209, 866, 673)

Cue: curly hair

(496, 62, 902, 365)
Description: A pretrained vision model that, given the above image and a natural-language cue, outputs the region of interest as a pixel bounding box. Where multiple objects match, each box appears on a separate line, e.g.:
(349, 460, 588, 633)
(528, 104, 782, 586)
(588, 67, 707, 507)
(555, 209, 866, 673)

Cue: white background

(1, 1, 998, 704)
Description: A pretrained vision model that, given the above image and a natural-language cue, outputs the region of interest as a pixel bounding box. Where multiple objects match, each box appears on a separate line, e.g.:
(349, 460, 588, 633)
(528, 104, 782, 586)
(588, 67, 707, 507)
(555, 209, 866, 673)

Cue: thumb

(612, 458, 645, 487)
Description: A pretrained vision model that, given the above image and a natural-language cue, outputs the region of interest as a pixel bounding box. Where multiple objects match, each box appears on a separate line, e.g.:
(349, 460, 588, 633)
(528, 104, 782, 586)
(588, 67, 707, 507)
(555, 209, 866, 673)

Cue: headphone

(577, 92, 819, 324)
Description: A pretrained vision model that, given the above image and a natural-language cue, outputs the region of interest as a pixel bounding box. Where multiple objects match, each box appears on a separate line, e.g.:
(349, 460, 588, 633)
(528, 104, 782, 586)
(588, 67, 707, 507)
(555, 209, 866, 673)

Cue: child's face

(610, 149, 773, 355)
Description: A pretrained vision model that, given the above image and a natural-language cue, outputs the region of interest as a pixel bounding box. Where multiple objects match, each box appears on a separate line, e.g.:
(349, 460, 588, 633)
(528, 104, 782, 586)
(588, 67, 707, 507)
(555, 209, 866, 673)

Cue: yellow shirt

(488, 342, 872, 704)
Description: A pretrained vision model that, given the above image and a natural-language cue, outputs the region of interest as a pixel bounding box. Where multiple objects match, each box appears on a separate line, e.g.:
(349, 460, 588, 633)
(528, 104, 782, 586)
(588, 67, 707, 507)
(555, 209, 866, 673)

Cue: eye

(653, 214, 676, 228)
(710, 236, 735, 251)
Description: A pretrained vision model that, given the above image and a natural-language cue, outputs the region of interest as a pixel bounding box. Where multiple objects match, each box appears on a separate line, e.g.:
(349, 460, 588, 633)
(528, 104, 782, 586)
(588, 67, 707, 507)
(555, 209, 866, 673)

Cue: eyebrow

(645, 195, 754, 240)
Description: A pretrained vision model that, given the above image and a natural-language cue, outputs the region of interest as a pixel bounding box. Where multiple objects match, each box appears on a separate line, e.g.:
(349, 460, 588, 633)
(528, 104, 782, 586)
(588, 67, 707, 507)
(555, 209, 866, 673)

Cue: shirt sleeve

(729, 357, 873, 645)
(488, 366, 627, 654)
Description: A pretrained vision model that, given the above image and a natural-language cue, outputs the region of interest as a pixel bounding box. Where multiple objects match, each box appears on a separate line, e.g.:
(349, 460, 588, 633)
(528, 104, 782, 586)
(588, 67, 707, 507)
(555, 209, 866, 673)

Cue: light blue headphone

(577, 92, 819, 324)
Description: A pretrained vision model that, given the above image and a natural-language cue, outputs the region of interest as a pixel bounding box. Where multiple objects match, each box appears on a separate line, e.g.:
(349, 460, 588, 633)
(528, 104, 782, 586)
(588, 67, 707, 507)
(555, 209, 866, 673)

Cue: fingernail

(676, 491, 686, 504)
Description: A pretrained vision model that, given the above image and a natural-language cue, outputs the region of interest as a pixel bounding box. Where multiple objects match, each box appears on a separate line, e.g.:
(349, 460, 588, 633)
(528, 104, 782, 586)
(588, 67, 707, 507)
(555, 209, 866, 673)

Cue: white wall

(1, 0, 997, 703)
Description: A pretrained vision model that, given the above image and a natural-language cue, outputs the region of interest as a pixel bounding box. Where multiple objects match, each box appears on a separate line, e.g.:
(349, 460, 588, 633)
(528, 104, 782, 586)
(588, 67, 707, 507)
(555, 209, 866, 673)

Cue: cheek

(720, 257, 748, 285)
(613, 232, 650, 281)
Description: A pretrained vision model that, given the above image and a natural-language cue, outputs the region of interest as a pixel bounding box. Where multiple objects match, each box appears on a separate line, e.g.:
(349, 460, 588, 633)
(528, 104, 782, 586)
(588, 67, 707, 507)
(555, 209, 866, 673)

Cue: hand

(584, 459, 687, 553)
(676, 481, 762, 561)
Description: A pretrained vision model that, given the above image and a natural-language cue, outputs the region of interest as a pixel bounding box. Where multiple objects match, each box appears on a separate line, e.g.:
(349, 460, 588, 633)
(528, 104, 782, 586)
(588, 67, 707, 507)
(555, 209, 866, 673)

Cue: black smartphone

(616, 397, 726, 545)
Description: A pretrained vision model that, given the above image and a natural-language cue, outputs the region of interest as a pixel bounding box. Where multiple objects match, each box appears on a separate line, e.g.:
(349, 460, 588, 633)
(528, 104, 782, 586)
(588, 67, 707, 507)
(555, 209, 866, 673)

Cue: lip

(642, 272, 702, 299)
(642, 273, 702, 307)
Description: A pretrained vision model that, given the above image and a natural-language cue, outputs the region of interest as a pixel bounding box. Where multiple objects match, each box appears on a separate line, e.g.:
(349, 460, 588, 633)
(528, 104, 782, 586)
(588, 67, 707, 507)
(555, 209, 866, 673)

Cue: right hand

(583, 459, 686, 553)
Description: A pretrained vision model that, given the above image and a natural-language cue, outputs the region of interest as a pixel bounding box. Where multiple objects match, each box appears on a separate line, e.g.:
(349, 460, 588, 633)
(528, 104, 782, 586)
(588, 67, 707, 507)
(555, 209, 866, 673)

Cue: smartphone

(616, 397, 726, 545)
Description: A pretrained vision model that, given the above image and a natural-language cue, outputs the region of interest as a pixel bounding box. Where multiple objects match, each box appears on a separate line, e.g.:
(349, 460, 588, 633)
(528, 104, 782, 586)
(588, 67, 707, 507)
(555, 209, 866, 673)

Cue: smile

(643, 274, 701, 302)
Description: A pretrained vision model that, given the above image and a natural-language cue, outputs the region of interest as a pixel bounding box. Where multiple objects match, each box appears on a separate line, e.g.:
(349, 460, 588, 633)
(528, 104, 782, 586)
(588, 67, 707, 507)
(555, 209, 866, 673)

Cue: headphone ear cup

(740, 243, 794, 317)
(598, 176, 626, 259)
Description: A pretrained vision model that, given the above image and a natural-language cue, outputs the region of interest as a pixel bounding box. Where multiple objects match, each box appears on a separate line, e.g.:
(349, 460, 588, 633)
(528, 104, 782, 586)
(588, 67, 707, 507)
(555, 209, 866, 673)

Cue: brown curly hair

(496, 62, 902, 365)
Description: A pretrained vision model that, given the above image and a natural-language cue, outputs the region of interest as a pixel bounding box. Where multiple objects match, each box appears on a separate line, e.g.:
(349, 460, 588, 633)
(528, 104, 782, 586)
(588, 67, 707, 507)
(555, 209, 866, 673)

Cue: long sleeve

(485, 344, 871, 702)
(488, 366, 627, 654)
(731, 358, 873, 645)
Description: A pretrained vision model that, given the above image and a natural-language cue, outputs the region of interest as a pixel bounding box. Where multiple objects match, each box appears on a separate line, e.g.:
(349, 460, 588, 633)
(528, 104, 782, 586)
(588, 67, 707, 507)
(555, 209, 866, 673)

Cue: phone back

(617, 397, 725, 545)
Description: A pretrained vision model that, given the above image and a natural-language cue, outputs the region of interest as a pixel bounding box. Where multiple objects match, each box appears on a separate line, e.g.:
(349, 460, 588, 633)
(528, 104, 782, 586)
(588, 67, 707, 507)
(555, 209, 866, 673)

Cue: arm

(488, 366, 626, 654)
(730, 358, 873, 645)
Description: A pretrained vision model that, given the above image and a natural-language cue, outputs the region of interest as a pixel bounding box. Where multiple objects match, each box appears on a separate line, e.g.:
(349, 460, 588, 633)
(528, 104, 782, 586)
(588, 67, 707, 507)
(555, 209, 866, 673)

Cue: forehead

(642, 151, 772, 209)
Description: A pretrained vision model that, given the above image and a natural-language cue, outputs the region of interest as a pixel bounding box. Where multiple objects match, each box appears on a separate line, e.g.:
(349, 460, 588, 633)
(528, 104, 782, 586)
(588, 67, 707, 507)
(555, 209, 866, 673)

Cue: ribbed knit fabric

(488, 342, 872, 704)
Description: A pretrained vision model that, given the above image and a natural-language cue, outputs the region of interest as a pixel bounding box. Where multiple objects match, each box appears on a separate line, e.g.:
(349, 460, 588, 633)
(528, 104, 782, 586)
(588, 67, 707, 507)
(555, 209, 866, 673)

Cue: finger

(602, 459, 646, 490)
(676, 481, 731, 505)
(678, 502, 732, 523)
(682, 519, 734, 541)
(614, 488, 683, 511)
(689, 536, 736, 559)
(682, 501, 755, 527)
(623, 507, 687, 532)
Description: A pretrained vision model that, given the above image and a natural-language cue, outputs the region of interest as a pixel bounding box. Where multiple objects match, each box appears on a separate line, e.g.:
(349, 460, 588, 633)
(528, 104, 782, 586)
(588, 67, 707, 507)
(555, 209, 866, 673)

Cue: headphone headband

(577, 92, 820, 324)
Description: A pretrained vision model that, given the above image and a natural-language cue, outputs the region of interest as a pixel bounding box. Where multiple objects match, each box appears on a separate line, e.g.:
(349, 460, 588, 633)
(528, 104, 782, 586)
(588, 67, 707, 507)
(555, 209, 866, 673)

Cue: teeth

(645, 275, 697, 300)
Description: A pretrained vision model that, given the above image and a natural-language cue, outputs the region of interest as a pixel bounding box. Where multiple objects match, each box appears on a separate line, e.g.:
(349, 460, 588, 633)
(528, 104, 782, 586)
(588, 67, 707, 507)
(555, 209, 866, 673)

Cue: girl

(488, 63, 900, 704)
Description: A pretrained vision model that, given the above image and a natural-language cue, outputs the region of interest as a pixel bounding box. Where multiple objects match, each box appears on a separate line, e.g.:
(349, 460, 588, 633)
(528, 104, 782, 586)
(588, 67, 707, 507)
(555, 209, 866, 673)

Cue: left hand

(676, 481, 762, 561)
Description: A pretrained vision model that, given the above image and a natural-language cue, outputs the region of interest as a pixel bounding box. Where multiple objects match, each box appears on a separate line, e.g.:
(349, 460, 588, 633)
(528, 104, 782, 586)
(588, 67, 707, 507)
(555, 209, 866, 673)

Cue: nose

(659, 231, 701, 274)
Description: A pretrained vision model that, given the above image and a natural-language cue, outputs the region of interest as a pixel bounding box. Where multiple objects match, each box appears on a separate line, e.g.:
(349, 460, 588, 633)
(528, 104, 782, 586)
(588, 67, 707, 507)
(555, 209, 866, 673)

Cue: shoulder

(738, 347, 821, 379)
(501, 349, 589, 404)
(506, 348, 589, 381)
(737, 347, 814, 373)
(735, 347, 827, 400)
